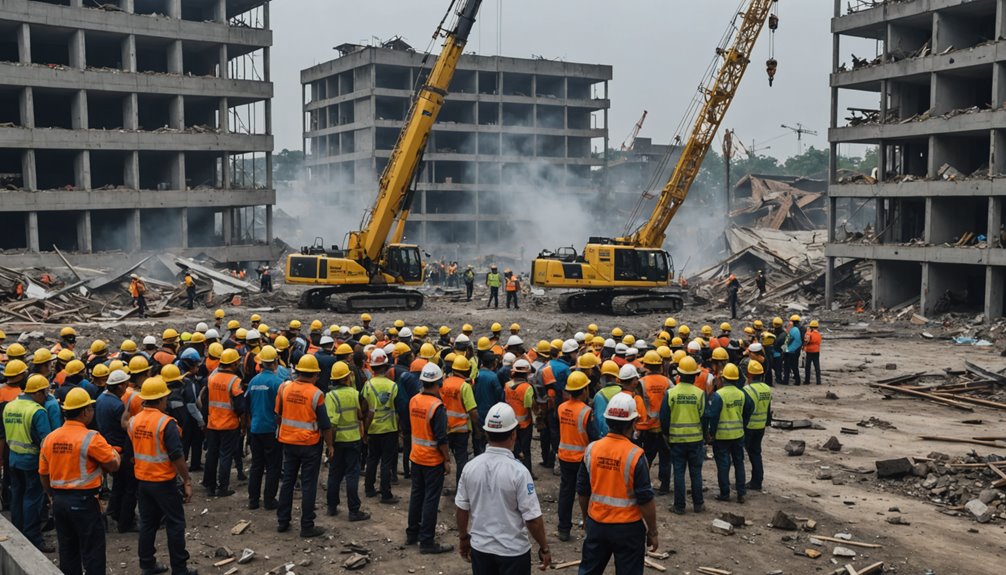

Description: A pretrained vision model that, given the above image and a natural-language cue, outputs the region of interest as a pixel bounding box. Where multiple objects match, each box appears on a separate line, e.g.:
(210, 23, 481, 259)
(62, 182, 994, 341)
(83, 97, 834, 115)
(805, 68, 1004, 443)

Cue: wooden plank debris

(809, 535, 881, 549)
(919, 435, 1003, 448)
(870, 383, 974, 411)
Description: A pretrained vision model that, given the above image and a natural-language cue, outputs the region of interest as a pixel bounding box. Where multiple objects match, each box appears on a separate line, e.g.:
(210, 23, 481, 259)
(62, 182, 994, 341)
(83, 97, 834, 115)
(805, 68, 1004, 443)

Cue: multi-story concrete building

(826, 0, 1006, 319)
(301, 41, 610, 255)
(0, 0, 275, 267)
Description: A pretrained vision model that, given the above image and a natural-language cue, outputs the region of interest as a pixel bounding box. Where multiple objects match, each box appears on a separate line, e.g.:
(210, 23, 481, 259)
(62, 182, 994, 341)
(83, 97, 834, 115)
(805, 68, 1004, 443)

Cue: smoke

(275, 169, 371, 251)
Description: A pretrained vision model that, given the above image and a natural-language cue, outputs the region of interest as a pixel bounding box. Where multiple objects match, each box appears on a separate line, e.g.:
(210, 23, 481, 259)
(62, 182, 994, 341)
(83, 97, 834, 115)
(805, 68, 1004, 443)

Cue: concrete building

(826, 0, 1006, 319)
(0, 0, 276, 267)
(301, 41, 610, 255)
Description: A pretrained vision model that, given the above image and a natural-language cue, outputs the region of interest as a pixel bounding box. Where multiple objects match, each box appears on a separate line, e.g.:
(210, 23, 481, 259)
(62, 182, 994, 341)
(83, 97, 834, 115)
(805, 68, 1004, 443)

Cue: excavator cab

(384, 244, 424, 284)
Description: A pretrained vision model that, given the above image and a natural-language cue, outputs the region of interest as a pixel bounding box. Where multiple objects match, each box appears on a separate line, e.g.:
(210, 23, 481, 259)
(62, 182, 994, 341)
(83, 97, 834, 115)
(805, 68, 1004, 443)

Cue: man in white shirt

(455, 403, 551, 574)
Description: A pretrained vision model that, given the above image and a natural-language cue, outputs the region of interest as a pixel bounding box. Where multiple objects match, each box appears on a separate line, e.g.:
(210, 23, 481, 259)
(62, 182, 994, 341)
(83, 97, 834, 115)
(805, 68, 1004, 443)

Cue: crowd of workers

(0, 310, 822, 575)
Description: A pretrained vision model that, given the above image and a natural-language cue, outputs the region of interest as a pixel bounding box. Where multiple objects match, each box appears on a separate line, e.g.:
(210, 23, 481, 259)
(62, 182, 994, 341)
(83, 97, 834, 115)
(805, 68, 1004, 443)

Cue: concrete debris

(886, 515, 910, 525)
(964, 499, 989, 518)
(875, 458, 913, 479)
(771, 510, 799, 531)
(825, 391, 840, 400)
(343, 553, 369, 570)
(832, 547, 857, 558)
(858, 417, 896, 430)
(711, 518, 736, 535)
(718, 512, 746, 527)
(800, 548, 822, 559)
(822, 437, 843, 452)
(804, 519, 817, 531)
(238, 548, 256, 564)
(784, 440, 806, 457)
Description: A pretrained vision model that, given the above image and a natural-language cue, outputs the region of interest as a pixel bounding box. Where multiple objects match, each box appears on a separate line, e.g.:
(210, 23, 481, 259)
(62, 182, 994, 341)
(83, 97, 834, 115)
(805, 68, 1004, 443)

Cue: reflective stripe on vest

(441, 376, 470, 433)
(207, 371, 240, 430)
(129, 410, 176, 481)
(409, 394, 444, 466)
(277, 382, 324, 445)
(666, 384, 704, 443)
(505, 381, 532, 428)
(49, 430, 102, 489)
(715, 385, 746, 441)
(558, 400, 591, 463)
(363, 377, 398, 434)
(326, 386, 361, 442)
(584, 436, 643, 523)
(3, 398, 44, 455)
(744, 382, 772, 430)
(641, 374, 670, 424)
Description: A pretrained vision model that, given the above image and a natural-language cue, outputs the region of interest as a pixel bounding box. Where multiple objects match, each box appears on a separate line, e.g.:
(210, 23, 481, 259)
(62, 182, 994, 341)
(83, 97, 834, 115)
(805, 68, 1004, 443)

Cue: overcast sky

(271, 0, 841, 160)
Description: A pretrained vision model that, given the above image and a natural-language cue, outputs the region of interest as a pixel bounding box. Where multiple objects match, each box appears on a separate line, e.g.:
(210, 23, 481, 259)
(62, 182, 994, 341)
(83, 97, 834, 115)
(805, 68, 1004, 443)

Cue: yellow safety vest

(715, 385, 746, 441)
(325, 385, 362, 443)
(665, 383, 704, 444)
(3, 397, 44, 455)
(743, 382, 772, 430)
(362, 376, 398, 434)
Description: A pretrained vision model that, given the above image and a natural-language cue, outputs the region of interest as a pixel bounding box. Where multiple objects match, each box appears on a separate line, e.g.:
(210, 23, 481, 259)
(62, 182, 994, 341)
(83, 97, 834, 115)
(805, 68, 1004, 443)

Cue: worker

(275, 355, 333, 538)
(660, 356, 706, 514)
(96, 369, 137, 533)
(473, 351, 503, 457)
(705, 363, 753, 503)
(182, 270, 197, 309)
(179, 356, 205, 472)
(742, 360, 772, 492)
(128, 273, 148, 318)
(781, 315, 803, 386)
(486, 264, 501, 309)
(201, 348, 245, 497)
(405, 363, 453, 553)
(362, 349, 400, 504)
(246, 345, 283, 511)
(504, 269, 521, 309)
(726, 273, 741, 319)
(39, 387, 120, 575)
(556, 371, 599, 542)
(441, 355, 481, 493)
(615, 364, 648, 434)
(213, 309, 226, 331)
(755, 270, 767, 298)
(51, 326, 78, 356)
(456, 402, 551, 572)
(325, 361, 370, 521)
(128, 378, 196, 575)
(770, 317, 785, 380)
(154, 328, 180, 368)
(639, 351, 671, 494)
(54, 360, 97, 404)
(803, 319, 822, 386)
(761, 332, 778, 386)
(503, 359, 535, 474)
(463, 265, 475, 301)
(591, 360, 622, 437)
(259, 265, 273, 292)
(0, 374, 54, 551)
(576, 394, 658, 573)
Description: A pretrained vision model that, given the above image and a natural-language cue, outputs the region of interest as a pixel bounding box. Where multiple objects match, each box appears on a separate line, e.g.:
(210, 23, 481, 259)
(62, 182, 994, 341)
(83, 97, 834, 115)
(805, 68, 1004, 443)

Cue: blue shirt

(473, 369, 504, 427)
(95, 390, 127, 449)
(246, 369, 282, 434)
(395, 369, 421, 422)
(3, 396, 53, 470)
(43, 394, 62, 430)
(548, 358, 572, 396)
(277, 364, 291, 381)
(785, 326, 802, 353)
(592, 385, 622, 437)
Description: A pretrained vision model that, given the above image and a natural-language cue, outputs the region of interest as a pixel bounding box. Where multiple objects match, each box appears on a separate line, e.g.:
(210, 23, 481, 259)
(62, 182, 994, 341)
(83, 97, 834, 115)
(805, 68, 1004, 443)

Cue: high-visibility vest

(41, 420, 114, 490)
(598, 385, 621, 402)
(325, 385, 361, 442)
(362, 376, 398, 434)
(743, 382, 772, 430)
(276, 380, 324, 445)
(3, 397, 44, 455)
(122, 388, 143, 417)
(153, 349, 176, 367)
(409, 393, 444, 466)
(665, 383, 704, 444)
(491, 344, 504, 357)
(504, 380, 533, 429)
(128, 408, 176, 481)
(129, 279, 145, 297)
(487, 273, 500, 288)
(558, 400, 591, 463)
(207, 371, 241, 431)
(620, 389, 648, 430)
(540, 364, 557, 401)
(205, 357, 220, 374)
(640, 374, 670, 432)
(714, 385, 746, 441)
(184, 275, 194, 287)
(440, 375, 471, 433)
(693, 367, 712, 393)
(505, 278, 517, 292)
(0, 384, 21, 403)
(583, 434, 643, 523)
(804, 329, 821, 353)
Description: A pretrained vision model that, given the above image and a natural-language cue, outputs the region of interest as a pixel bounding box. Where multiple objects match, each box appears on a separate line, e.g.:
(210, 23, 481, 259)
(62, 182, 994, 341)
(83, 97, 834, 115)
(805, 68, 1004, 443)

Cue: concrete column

(124, 93, 138, 130)
(218, 44, 228, 79)
(222, 152, 231, 188)
(130, 209, 142, 251)
(70, 0, 83, 6)
(920, 262, 933, 315)
(923, 197, 934, 244)
(17, 23, 30, 63)
(124, 151, 139, 189)
(222, 208, 233, 245)
(168, 40, 182, 75)
(20, 87, 34, 128)
(71, 90, 88, 129)
(985, 266, 1004, 321)
(265, 205, 273, 244)
(172, 152, 185, 190)
(215, 0, 227, 23)
(70, 30, 85, 70)
(869, 261, 881, 312)
(824, 256, 835, 309)
(121, 0, 134, 14)
(78, 211, 92, 253)
(219, 97, 229, 132)
(179, 207, 189, 248)
(27, 212, 39, 252)
(167, 0, 181, 19)
(21, 150, 37, 191)
(121, 35, 137, 73)
(169, 95, 184, 130)
(75, 151, 91, 190)
(990, 197, 1003, 247)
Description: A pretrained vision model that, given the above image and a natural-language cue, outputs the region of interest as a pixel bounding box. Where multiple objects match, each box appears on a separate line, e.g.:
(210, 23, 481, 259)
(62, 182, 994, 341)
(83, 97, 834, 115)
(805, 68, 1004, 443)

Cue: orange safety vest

(0, 384, 21, 403)
(612, 356, 626, 367)
(718, 336, 730, 348)
(207, 371, 242, 430)
(640, 373, 670, 431)
(53, 370, 68, 387)
(558, 400, 591, 463)
(276, 380, 324, 445)
(153, 349, 176, 367)
(691, 367, 712, 394)
(505, 278, 517, 292)
(624, 389, 649, 431)
(541, 363, 556, 401)
(491, 344, 504, 357)
(40, 420, 114, 490)
(584, 434, 644, 523)
(504, 380, 533, 429)
(409, 393, 444, 467)
(128, 408, 177, 482)
(129, 279, 145, 297)
(804, 329, 821, 353)
(205, 357, 220, 374)
(440, 375, 470, 433)
(122, 388, 143, 417)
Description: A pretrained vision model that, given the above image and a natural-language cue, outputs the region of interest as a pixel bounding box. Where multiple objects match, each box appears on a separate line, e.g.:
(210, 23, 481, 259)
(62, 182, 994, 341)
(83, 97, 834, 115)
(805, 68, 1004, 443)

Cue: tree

(273, 149, 305, 182)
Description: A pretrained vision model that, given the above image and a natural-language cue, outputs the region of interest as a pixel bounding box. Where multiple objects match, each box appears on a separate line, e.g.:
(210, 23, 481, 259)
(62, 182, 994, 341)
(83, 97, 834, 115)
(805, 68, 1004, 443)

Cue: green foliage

(274, 149, 305, 182)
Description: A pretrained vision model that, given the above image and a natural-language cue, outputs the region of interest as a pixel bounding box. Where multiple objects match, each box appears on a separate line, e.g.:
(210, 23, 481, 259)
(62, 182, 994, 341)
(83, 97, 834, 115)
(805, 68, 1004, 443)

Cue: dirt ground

(9, 289, 1006, 574)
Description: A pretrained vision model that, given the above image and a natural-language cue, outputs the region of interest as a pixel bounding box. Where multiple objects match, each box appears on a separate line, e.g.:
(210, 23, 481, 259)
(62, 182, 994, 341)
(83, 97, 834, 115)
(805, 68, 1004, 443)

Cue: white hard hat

(615, 343, 628, 354)
(245, 329, 260, 341)
(687, 341, 701, 352)
(502, 352, 516, 367)
(618, 364, 639, 381)
(574, 332, 586, 343)
(319, 335, 334, 346)
(625, 347, 639, 357)
(604, 393, 639, 421)
(363, 344, 376, 355)
(383, 343, 396, 355)
(420, 363, 444, 383)
(561, 339, 579, 354)
(482, 402, 518, 433)
(195, 322, 208, 333)
(370, 349, 388, 366)
(142, 335, 157, 346)
(106, 370, 130, 386)
(506, 335, 523, 348)
(204, 329, 220, 340)
(512, 359, 531, 373)
(748, 342, 764, 353)
(340, 326, 350, 335)
(603, 338, 616, 349)
(635, 340, 648, 350)
(454, 333, 470, 345)
(398, 327, 413, 338)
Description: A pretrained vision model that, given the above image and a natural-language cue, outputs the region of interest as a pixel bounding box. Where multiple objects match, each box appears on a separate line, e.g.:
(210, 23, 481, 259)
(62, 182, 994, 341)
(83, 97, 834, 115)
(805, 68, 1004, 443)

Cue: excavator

(532, 0, 780, 314)
(285, 0, 483, 310)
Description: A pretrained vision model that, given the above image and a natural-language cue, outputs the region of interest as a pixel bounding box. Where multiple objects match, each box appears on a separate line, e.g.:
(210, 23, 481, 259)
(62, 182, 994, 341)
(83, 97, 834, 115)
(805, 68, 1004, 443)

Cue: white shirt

(455, 446, 542, 556)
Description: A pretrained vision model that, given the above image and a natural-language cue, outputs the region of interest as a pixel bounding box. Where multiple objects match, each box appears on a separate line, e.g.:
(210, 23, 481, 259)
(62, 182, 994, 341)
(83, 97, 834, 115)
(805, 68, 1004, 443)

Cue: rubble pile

(870, 362, 1006, 413)
(730, 175, 828, 231)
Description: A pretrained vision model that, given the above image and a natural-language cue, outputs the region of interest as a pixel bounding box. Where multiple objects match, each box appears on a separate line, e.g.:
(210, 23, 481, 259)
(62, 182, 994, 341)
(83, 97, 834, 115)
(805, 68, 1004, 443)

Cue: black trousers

(643, 432, 671, 489)
(107, 456, 137, 531)
(277, 442, 322, 529)
(365, 431, 398, 498)
(328, 440, 363, 513)
(579, 517, 646, 575)
(53, 490, 106, 575)
(401, 420, 412, 477)
(728, 291, 738, 319)
(137, 479, 189, 574)
(487, 287, 499, 308)
(134, 295, 147, 317)
(185, 286, 196, 309)
(406, 462, 445, 545)
(471, 548, 531, 575)
(745, 428, 766, 489)
(248, 432, 282, 505)
(448, 432, 469, 487)
(804, 351, 821, 385)
(512, 425, 532, 474)
(203, 428, 239, 492)
(465, 282, 474, 301)
(557, 459, 580, 532)
(182, 417, 203, 470)
(782, 352, 801, 386)
(505, 291, 519, 309)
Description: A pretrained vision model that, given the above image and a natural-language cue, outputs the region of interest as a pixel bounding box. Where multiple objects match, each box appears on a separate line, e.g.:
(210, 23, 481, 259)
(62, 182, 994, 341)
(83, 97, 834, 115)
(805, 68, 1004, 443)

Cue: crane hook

(766, 58, 778, 86)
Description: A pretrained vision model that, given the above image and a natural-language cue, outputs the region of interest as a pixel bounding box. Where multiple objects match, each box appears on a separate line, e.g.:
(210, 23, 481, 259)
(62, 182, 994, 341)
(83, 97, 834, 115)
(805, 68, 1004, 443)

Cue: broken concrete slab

(822, 436, 842, 452)
(964, 499, 989, 518)
(876, 457, 913, 478)
(718, 512, 746, 527)
(886, 515, 910, 525)
(771, 510, 799, 530)
(711, 518, 735, 535)
(832, 546, 857, 558)
(785, 440, 806, 456)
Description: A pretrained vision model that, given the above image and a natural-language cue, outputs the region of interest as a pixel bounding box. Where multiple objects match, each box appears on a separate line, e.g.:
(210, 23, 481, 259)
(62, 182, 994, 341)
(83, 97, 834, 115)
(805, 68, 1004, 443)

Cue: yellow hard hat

(656, 346, 672, 360)
(329, 324, 340, 334)
(350, 326, 363, 336)
(335, 343, 353, 355)
(444, 352, 457, 365)
(33, 348, 54, 365)
(120, 339, 137, 353)
(439, 326, 451, 336)
(394, 319, 405, 329)
(451, 355, 471, 372)
(477, 337, 492, 352)
(592, 336, 606, 346)
(331, 361, 350, 381)
(139, 376, 170, 401)
(762, 332, 776, 343)
(0, 329, 5, 340)
(64, 360, 85, 376)
(587, 323, 599, 333)
(227, 320, 240, 330)
(108, 360, 125, 373)
(747, 360, 765, 375)
(258, 345, 278, 363)
(809, 320, 820, 328)
(672, 349, 687, 363)
(641, 350, 662, 365)
(235, 328, 248, 340)
(419, 343, 437, 359)
(54, 349, 74, 364)
(360, 313, 372, 322)
(160, 364, 183, 383)
(89, 340, 108, 355)
(577, 354, 599, 369)
(657, 331, 670, 342)
(190, 332, 206, 344)
(6, 343, 26, 358)
(91, 364, 110, 378)
(772, 317, 783, 327)
(414, 326, 429, 338)
(273, 336, 290, 351)
(677, 356, 700, 375)
(753, 320, 764, 329)
(3, 359, 28, 378)
(208, 342, 223, 359)
(701, 325, 713, 337)
(743, 327, 755, 335)
(670, 337, 683, 347)
(62, 387, 95, 410)
(25, 374, 49, 393)
(359, 335, 373, 346)
(720, 322, 732, 332)
(600, 360, 620, 378)
(251, 314, 262, 322)
(60, 326, 77, 338)
(394, 342, 412, 356)
(490, 323, 502, 333)
(693, 337, 706, 348)
(310, 319, 323, 331)
(566, 371, 590, 392)
(723, 363, 740, 381)
(289, 320, 302, 330)
(678, 325, 690, 336)
(180, 332, 192, 343)
(790, 315, 802, 323)
(215, 309, 226, 319)
(711, 348, 729, 361)
(162, 328, 179, 341)
(220, 349, 240, 365)
(510, 323, 520, 333)
(664, 317, 677, 329)
(611, 327, 624, 338)
(462, 323, 473, 333)
(550, 339, 563, 350)
(536, 340, 552, 354)
(387, 327, 398, 336)
(622, 335, 636, 346)
(296, 354, 321, 373)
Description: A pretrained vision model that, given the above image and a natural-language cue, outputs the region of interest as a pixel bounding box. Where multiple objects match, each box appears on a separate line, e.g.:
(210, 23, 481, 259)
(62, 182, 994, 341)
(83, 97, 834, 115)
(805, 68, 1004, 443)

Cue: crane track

(558, 289, 683, 315)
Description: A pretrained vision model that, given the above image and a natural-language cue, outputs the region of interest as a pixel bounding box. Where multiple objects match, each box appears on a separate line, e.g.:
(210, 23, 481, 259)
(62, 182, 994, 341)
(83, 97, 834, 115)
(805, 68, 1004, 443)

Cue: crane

(620, 110, 649, 151)
(531, 0, 780, 314)
(285, 0, 483, 310)
(781, 122, 818, 154)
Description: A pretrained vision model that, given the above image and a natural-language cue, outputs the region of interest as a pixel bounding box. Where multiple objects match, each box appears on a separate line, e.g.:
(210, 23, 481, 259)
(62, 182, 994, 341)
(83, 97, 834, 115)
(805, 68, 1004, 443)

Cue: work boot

(216, 488, 236, 498)
(140, 564, 169, 575)
(737, 495, 746, 504)
(348, 510, 371, 522)
(714, 494, 730, 502)
(745, 482, 762, 491)
(327, 506, 339, 516)
(671, 506, 686, 515)
(276, 522, 290, 533)
(557, 530, 570, 542)
(657, 484, 670, 495)
(379, 496, 401, 505)
(365, 490, 378, 498)
(300, 526, 326, 538)
(248, 500, 260, 510)
(420, 542, 454, 554)
(37, 539, 56, 554)
(693, 504, 705, 513)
